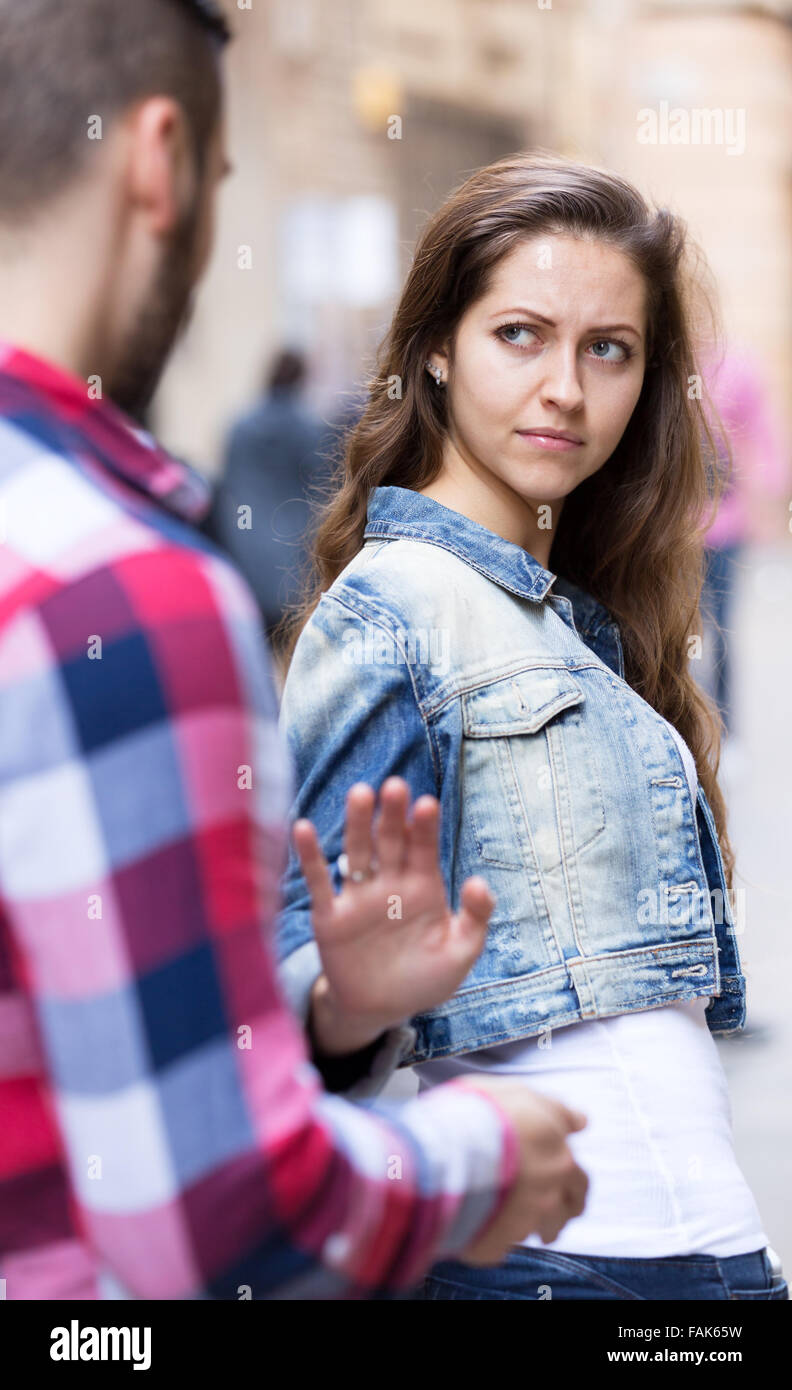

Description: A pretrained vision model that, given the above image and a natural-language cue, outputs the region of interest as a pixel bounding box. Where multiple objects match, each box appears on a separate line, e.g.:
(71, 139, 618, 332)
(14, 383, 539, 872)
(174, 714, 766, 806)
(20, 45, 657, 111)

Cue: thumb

(461, 875, 495, 920)
(452, 876, 495, 948)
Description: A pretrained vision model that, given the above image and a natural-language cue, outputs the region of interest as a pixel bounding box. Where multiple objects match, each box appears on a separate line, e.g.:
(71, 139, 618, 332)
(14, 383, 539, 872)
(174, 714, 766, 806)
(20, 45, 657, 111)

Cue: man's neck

(0, 275, 104, 384)
(0, 199, 119, 386)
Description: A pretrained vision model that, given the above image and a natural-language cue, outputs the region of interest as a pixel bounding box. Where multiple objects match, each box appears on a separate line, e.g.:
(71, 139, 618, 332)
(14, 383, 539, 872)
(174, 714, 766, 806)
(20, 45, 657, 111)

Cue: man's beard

(108, 203, 201, 423)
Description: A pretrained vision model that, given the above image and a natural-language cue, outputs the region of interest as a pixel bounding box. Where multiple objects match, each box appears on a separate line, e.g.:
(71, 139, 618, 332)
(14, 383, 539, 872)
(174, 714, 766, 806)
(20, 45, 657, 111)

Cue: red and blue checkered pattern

(0, 344, 518, 1299)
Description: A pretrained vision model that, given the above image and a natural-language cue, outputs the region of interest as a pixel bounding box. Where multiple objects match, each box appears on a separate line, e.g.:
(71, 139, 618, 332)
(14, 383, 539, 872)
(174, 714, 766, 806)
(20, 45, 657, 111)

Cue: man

(207, 348, 332, 657)
(0, 0, 586, 1299)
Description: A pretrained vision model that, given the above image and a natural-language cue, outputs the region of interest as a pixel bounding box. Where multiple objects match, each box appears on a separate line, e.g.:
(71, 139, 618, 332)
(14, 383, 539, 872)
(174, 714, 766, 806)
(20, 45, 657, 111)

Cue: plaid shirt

(0, 344, 519, 1300)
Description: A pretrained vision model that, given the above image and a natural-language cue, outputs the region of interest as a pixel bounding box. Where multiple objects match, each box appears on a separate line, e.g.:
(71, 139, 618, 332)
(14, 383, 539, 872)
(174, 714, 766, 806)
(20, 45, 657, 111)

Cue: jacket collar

(365, 485, 555, 602)
(364, 485, 613, 635)
(0, 341, 210, 523)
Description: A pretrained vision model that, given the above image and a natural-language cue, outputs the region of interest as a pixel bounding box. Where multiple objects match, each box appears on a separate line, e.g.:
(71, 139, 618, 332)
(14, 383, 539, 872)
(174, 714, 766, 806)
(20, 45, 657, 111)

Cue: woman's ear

(425, 343, 451, 386)
(424, 354, 446, 386)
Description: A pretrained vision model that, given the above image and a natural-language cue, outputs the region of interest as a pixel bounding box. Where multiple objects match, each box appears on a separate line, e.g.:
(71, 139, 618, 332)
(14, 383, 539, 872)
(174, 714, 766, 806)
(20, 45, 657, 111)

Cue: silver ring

(338, 852, 377, 883)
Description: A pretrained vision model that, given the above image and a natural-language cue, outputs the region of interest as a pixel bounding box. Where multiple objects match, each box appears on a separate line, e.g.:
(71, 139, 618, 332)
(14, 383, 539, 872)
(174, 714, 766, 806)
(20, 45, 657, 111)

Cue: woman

(275, 154, 787, 1300)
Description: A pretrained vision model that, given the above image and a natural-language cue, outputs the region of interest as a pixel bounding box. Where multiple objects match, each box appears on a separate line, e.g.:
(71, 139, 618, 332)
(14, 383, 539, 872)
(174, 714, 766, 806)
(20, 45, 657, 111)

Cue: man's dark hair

(173, 0, 231, 45)
(0, 0, 231, 221)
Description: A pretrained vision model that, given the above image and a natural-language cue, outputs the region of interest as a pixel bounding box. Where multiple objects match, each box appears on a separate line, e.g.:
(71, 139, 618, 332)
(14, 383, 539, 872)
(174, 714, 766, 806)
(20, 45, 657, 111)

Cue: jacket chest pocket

(460, 666, 606, 874)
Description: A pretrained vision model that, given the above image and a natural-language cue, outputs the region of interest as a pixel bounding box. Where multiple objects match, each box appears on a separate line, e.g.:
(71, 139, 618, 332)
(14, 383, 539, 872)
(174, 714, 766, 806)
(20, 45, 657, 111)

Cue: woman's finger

(373, 777, 410, 873)
(293, 819, 335, 925)
(451, 875, 495, 963)
(342, 783, 376, 880)
(405, 795, 441, 877)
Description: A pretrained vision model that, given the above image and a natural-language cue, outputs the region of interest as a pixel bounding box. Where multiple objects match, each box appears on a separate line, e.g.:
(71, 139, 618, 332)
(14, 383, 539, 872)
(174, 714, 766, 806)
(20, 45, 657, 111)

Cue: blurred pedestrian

(206, 349, 334, 659)
(700, 348, 789, 744)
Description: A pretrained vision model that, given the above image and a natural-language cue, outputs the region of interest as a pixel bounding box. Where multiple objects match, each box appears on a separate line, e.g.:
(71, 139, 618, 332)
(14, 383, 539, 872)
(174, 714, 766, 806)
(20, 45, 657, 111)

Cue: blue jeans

(416, 1246, 789, 1300)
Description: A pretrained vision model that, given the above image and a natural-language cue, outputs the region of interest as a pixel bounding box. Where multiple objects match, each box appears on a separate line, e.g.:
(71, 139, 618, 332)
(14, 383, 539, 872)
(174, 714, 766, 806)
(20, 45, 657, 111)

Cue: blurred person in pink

(700, 347, 789, 740)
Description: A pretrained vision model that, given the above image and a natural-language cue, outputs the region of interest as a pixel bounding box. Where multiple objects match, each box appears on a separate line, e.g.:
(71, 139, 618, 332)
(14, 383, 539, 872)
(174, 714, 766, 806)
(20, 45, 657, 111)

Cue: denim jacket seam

(318, 589, 442, 791)
(362, 523, 548, 602)
(411, 984, 721, 1055)
(644, 739, 721, 992)
(416, 939, 721, 1012)
(697, 786, 744, 981)
(424, 658, 613, 721)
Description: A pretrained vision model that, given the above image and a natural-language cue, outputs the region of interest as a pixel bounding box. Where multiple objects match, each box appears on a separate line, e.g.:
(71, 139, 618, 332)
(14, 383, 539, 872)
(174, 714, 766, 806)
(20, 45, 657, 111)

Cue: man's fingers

(564, 1164, 589, 1219)
(342, 783, 376, 880)
(556, 1103, 588, 1134)
(537, 1216, 565, 1245)
(373, 777, 410, 873)
(293, 819, 334, 924)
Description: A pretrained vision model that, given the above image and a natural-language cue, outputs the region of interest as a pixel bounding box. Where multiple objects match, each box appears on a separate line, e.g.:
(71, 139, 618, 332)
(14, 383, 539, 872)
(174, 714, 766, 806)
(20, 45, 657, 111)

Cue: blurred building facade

(153, 0, 792, 528)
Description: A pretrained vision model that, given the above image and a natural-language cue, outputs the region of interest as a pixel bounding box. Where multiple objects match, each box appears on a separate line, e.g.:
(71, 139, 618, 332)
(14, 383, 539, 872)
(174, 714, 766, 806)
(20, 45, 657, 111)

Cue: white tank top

(418, 718, 767, 1258)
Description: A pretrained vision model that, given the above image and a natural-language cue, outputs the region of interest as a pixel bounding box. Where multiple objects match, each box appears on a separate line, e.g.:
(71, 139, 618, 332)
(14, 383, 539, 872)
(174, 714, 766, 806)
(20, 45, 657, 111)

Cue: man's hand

(293, 778, 494, 1057)
(454, 1081, 589, 1263)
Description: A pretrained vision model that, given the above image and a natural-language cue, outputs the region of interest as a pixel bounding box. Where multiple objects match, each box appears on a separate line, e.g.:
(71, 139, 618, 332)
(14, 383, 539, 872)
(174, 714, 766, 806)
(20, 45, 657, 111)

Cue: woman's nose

(537, 349, 585, 414)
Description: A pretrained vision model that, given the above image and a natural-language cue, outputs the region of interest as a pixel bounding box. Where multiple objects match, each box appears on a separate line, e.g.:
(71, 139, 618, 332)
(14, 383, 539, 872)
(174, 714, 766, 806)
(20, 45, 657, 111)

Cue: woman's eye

(498, 326, 630, 362)
(588, 339, 627, 363)
(499, 324, 538, 348)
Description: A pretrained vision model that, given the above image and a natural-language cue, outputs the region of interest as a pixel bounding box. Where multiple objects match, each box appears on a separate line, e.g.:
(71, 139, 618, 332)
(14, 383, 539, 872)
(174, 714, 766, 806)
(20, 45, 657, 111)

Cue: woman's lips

(516, 429, 583, 452)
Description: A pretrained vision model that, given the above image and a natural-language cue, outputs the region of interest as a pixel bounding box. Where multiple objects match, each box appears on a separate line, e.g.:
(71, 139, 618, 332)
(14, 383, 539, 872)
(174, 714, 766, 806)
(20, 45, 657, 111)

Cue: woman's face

(428, 234, 647, 529)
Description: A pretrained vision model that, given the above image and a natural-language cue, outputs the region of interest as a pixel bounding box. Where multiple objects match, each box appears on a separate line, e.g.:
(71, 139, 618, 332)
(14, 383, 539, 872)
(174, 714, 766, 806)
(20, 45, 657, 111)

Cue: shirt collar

(0, 341, 211, 522)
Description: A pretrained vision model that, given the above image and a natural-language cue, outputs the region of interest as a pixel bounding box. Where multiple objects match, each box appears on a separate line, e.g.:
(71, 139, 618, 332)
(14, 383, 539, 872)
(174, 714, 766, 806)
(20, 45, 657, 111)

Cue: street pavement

(714, 543, 792, 1273)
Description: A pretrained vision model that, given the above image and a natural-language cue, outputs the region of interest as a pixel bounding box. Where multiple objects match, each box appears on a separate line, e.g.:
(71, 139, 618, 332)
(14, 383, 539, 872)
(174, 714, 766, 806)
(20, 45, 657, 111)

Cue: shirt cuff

(392, 1080, 521, 1260)
(277, 939, 417, 1100)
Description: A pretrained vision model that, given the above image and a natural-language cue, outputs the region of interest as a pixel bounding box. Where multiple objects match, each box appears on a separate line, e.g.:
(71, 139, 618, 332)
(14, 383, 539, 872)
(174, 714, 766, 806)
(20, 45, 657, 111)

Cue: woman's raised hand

(292, 777, 495, 1055)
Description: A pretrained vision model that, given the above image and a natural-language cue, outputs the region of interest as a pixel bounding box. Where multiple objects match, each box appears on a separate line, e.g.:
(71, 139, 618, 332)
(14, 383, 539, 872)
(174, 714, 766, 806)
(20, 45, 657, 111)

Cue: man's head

(0, 0, 232, 417)
(267, 350, 308, 395)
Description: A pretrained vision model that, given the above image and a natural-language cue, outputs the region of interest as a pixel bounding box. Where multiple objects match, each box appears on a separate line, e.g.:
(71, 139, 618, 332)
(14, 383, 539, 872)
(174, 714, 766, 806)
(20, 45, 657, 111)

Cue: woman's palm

(292, 778, 495, 1026)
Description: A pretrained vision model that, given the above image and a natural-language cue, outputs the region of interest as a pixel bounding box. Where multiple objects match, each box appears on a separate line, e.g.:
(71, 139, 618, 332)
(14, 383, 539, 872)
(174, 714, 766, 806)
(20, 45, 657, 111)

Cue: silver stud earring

(425, 361, 445, 387)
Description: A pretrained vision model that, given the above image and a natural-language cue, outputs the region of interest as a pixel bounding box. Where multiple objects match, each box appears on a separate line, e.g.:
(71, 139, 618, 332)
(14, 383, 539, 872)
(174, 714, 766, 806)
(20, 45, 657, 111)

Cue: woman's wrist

(307, 974, 395, 1058)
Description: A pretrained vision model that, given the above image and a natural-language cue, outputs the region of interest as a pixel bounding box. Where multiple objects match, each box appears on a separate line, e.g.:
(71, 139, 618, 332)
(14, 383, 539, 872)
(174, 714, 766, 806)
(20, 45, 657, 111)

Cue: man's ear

(125, 96, 197, 238)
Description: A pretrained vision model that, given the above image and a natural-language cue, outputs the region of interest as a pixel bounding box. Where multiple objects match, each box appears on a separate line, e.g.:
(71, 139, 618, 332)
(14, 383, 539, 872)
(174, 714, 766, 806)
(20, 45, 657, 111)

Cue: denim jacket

(276, 485, 746, 1075)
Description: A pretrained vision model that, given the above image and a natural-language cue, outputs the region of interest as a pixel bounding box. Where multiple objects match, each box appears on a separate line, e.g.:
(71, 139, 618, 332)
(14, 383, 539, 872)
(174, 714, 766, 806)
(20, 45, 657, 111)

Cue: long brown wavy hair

(279, 151, 735, 887)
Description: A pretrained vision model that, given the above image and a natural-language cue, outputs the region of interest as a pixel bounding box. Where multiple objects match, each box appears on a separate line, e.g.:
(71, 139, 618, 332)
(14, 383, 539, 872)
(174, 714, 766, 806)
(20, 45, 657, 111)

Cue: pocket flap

(462, 666, 584, 737)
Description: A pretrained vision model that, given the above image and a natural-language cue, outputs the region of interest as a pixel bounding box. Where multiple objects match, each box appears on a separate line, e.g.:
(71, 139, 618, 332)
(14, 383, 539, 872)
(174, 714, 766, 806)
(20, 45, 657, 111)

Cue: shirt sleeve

(2, 543, 518, 1299)
(276, 589, 444, 1098)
